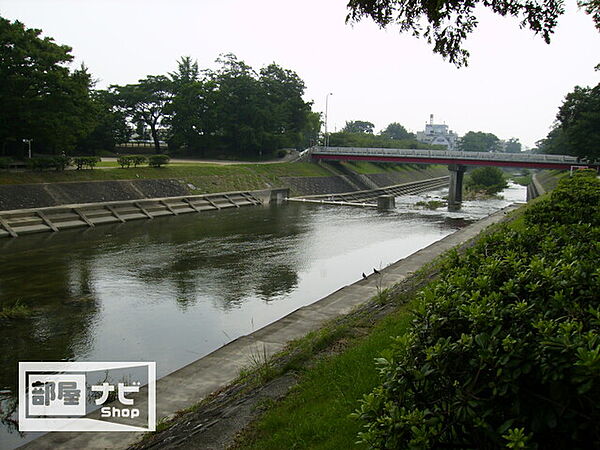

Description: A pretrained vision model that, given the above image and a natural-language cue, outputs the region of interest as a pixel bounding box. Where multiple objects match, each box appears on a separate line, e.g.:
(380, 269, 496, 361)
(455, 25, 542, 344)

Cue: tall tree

(540, 83, 600, 162)
(165, 57, 206, 154)
(111, 75, 172, 153)
(212, 53, 269, 156)
(458, 131, 501, 152)
(259, 63, 313, 149)
(504, 137, 522, 153)
(380, 122, 414, 140)
(346, 0, 571, 66)
(77, 89, 132, 154)
(342, 120, 375, 134)
(0, 17, 97, 156)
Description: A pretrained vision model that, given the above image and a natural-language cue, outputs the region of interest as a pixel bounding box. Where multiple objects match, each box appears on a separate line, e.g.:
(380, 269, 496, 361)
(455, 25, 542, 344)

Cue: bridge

(310, 146, 594, 208)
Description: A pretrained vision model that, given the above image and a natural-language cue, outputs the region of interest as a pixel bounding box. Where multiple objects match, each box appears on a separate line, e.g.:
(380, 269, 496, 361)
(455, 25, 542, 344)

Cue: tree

(259, 63, 313, 149)
(0, 17, 98, 156)
(211, 53, 269, 156)
(458, 131, 501, 152)
(342, 120, 375, 134)
(380, 122, 415, 140)
(111, 75, 172, 153)
(346, 0, 580, 67)
(165, 57, 207, 154)
(504, 137, 522, 153)
(76, 89, 131, 154)
(465, 166, 508, 194)
(540, 83, 600, 162)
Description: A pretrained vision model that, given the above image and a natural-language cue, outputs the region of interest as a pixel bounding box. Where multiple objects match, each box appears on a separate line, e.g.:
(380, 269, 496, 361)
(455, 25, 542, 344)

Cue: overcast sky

(1, 0, 599, 147)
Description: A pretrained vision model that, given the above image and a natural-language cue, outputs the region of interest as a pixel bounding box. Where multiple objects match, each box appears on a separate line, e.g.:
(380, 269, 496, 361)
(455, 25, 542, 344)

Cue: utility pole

(325, 92, 333, 147)
(23, 139, 33, 158)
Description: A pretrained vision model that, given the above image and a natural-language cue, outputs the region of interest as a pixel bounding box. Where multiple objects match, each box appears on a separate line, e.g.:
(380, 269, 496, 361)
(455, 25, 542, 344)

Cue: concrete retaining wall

(0, 179, 189, 211)
(0, 189, 289, 239)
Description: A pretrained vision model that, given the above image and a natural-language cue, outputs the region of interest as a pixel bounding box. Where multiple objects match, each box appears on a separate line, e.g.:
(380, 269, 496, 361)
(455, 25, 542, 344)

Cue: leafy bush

(117, 155, 148, 168)
(465, 166, 508, 194)
(0, 157, 13, 169)
(148, 154, 170, 168)
(117, 156, 132, 168)
(132, 155, 147, 167)
(355, 173, 600, 448)
(51, 155, 71, 171)
(26, 157, 55, 171)
(72, 156, 100, 170)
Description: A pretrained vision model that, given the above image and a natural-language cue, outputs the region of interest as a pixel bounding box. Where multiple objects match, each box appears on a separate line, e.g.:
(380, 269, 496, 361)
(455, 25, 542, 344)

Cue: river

(0, 182, 526, 448)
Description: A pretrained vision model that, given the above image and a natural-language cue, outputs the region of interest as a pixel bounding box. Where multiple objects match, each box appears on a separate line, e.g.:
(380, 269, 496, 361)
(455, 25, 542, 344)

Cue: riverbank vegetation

(465, 166, 508, 196)
(233, 171, 600, 449)
(0, 300, 32, 320)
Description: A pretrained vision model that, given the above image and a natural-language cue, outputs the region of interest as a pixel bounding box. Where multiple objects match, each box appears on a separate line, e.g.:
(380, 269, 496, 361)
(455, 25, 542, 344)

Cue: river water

(0, 182, 526, 448)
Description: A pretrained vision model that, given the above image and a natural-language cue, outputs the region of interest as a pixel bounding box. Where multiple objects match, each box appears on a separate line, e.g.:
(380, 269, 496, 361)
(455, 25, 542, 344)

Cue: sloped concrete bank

(21, 204, 520, 449)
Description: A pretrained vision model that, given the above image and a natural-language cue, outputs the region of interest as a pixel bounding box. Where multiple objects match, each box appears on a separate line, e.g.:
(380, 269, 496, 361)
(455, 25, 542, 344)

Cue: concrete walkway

(100, 150, 299, 166)
(22, 204, 519, 449)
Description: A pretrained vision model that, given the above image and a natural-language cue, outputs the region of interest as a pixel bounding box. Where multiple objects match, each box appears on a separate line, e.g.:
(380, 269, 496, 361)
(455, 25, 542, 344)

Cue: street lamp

(324, 92, 333, 147)
(23, 139, 33, 158)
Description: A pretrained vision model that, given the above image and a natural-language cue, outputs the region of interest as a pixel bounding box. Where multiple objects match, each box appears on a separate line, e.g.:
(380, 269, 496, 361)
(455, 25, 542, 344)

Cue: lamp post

(23, 139, 33, 158)
(324, 92, 333, 147)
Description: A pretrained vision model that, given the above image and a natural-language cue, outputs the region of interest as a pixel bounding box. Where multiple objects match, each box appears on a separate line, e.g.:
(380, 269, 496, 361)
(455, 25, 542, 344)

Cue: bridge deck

(311, 146, 591, 170)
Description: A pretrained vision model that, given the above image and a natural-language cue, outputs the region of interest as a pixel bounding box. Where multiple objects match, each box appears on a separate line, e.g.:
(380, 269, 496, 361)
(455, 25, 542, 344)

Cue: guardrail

(311, 146, 580, 165)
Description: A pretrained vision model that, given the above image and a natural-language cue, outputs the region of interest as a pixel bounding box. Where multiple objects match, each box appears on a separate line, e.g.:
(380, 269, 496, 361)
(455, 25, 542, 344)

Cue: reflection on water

(0, 183, 525, 448)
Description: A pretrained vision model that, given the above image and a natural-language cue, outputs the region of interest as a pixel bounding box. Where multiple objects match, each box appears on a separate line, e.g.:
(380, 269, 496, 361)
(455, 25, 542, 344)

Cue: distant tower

(430, 114, 434, 125)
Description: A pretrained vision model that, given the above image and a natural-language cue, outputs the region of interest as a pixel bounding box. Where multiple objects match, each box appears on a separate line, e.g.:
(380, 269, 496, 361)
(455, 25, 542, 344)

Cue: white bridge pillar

(448, 164, 466, 211)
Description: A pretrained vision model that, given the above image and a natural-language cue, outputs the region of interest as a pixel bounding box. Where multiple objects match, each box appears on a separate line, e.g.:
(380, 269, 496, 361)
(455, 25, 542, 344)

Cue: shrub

(148, 154, 170, 168)
(355, 174, 600, 448)
(117, 156, 132, 168)
(73, 156, 101, 170)
(0, 157, 13, 169)
(131, 155, 147, 167)
(465, 166, 508, 194)
(51, 155, 71, 171)
(26, 157, 54, 171)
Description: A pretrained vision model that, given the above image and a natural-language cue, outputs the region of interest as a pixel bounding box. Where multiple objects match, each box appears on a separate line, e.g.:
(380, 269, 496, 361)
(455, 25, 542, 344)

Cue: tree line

(329, 120, 523, 153)
(0, 17, 319, 159)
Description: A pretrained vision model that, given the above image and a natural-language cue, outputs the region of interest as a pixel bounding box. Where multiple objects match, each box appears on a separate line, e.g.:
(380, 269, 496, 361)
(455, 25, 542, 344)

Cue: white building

(416, 115, 459, 150)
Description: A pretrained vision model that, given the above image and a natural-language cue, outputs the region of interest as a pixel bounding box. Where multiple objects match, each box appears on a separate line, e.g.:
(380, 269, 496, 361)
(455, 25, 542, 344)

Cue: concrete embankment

(0, 189, 288, 239)
(22, 203, 520, 450)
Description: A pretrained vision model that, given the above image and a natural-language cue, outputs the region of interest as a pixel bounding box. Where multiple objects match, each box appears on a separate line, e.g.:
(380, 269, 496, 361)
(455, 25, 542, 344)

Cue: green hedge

(72, 156, 100, 170)
(26, 156, 71, 172)
(0, 157, 13, 169)
(148, 154, 170, 168)
(117, 155, 147, 168)
(355, 171, 600, 448)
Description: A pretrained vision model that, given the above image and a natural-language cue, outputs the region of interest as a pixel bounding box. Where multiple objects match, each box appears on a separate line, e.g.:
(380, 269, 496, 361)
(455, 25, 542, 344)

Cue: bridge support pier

(448, 164, 466, 211)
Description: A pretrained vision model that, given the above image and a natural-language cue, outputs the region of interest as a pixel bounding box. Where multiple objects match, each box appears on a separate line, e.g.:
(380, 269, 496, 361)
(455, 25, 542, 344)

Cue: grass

(510, 174, 533, 186)
(0, 300, 32, 319)
(234, 302, 416, 450)
(0, 162, 334, 196)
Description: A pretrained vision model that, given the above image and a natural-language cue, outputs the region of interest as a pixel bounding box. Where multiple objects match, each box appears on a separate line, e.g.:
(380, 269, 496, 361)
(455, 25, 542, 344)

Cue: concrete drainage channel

(0, 188, 289, 239)
(288, 176, 450, 208)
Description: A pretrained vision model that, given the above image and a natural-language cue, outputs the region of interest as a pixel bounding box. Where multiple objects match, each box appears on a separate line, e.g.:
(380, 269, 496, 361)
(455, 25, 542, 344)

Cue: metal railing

(311, 146, 579, 165)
